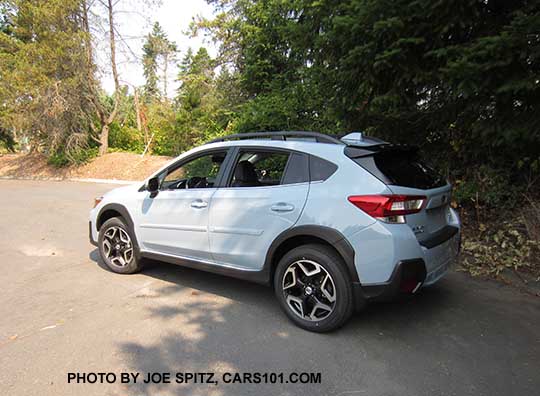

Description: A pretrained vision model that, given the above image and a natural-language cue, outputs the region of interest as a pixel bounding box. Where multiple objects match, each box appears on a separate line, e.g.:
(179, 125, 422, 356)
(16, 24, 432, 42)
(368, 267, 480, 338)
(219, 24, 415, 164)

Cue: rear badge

(412, 225, 425, 234)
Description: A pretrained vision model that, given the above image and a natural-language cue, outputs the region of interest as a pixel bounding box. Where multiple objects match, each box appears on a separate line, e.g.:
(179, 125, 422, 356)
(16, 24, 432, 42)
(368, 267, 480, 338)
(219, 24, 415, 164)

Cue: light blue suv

(89, 132, 461, 332)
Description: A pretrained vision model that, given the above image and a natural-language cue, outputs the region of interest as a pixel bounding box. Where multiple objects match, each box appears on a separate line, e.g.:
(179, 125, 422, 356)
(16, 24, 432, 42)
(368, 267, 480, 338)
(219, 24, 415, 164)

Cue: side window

(310, 155, 338, 182)
(282, 153, 309, 185)
(230, 150, 290, 187)
(161, 151, 227, 190)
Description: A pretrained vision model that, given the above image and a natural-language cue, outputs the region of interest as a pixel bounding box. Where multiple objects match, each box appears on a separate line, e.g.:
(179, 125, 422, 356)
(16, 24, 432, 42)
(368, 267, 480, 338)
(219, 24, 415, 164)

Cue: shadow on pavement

(89, 247, 449, 327)
(87, 251, 476, 396)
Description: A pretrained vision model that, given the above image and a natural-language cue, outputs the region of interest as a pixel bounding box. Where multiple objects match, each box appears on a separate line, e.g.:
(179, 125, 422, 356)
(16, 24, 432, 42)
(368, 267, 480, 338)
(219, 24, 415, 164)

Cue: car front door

(136, 149, 229, 261)
(208, 148, 310, 270)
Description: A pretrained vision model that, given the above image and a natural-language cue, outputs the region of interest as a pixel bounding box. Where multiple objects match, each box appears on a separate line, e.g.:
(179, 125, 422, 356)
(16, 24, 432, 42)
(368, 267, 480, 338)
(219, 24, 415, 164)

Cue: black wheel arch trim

(263, 225, 359, 284)
(89, 221, 97, 246)
(96, 203, 141, 258)
(96, 203, 135, 231)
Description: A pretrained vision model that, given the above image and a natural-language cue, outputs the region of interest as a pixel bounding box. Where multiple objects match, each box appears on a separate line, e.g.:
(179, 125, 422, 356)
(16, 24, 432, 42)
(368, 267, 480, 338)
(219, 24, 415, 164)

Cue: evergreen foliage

(0, 0, 538, 206)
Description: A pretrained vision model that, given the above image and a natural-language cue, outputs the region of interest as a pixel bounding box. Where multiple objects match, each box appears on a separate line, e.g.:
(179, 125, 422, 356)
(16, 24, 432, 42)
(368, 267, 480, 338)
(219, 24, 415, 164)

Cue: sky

(98, 0, 217, 97)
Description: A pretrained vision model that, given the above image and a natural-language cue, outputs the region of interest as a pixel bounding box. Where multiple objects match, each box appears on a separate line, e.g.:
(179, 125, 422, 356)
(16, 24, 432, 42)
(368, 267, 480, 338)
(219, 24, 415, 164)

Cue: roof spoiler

(340, 132, 388, 147)
(344, 144, 417, 159)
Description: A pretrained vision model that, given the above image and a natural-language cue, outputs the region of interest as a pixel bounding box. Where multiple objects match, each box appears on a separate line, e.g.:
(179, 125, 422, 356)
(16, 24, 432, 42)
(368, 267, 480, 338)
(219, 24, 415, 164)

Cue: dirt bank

(0, 152, 173, 181)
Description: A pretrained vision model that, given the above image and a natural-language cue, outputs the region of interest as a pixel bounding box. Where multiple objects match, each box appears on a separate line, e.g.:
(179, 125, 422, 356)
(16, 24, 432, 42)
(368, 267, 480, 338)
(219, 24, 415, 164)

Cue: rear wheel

(274, 244, 353, 332)
(98, 217, 142, 274)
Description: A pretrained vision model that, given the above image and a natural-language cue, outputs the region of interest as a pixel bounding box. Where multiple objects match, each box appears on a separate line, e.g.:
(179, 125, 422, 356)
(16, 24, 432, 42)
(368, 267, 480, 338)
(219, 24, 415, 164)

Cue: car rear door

(208, 148, 310, 270)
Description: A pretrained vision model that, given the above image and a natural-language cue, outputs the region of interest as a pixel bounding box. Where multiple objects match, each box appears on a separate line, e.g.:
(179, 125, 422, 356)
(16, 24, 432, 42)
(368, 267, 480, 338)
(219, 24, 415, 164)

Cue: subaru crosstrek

(89, 131, 461, 332)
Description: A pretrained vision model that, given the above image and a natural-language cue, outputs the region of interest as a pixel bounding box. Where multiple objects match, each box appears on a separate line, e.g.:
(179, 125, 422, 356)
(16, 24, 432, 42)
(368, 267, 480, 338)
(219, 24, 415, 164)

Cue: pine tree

(0, 0, 97, 158)
(142, 22, 176, 101)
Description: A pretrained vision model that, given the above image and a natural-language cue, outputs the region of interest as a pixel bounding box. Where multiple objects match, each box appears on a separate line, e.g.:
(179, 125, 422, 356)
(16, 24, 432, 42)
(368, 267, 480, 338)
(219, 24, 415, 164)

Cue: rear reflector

(348, 195, 426, 220)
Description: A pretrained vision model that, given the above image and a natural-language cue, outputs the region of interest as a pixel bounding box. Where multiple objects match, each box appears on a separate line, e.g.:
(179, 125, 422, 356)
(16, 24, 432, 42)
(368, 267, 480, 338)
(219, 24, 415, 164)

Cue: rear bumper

(353, 227, 461, 304)
(354, 259, 427, 302)
(348, 206, 461, 286)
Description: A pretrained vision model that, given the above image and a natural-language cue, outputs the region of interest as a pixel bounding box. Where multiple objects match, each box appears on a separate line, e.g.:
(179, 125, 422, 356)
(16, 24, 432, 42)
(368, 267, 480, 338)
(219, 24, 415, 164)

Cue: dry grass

(460, 201, 540, 294)
(522, 198, 540, 244)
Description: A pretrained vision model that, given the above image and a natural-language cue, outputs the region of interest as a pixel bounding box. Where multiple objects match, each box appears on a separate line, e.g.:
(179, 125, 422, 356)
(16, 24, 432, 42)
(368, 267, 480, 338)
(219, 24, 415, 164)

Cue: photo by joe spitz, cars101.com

(90, 131, 461, 332)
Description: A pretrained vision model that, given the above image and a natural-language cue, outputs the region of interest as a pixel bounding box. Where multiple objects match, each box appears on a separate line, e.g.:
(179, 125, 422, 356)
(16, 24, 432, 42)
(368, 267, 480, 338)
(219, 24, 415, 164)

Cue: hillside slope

(0, 152, 173, 181)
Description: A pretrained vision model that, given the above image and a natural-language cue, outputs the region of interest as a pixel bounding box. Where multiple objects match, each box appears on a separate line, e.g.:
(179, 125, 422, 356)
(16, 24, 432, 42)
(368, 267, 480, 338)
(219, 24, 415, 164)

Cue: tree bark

(82, 0, 120, 156)
(134, 88, 142, 132)
(99, 124, 110, 153)
(134, 87, 151, 153)
(108, 0, 120, 95)
(82, 0, 104, 145)
(163, 52, 168, 99)
(97, 0, 120, 155)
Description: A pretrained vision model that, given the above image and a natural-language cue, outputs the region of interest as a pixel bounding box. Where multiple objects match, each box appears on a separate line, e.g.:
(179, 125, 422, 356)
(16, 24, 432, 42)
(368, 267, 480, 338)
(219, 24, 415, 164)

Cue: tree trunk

(108, 0, 120, 94)
(134, 88, 142, 132)
(163, 52, 168, 99)
(99, 124, 109, 156)
(96, 0, 121, 155)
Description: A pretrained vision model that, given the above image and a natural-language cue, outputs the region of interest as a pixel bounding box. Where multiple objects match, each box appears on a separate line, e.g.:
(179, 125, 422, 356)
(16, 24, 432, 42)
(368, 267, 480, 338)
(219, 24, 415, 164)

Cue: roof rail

(206, 131, 345, 145)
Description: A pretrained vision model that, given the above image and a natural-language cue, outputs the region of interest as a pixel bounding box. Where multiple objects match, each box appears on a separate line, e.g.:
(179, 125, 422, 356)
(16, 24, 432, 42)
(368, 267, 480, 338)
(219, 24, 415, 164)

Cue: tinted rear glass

(310, 155, 338, 182)
(282, 153, 309, 184)
(354, 150, 446, 189)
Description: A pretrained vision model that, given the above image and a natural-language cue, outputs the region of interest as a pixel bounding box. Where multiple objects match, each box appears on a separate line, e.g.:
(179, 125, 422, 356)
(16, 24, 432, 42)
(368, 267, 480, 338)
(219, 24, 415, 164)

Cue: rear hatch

(347, 145, 452, 245)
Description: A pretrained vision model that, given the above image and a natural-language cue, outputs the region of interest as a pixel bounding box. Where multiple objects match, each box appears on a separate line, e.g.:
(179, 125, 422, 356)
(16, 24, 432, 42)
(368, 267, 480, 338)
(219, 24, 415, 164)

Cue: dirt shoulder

(0, 152, 172, 181)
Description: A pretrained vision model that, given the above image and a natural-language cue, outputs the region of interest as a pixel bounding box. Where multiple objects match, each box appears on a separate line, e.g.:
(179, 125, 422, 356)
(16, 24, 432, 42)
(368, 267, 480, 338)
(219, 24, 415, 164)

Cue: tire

(98, 217, 143, 274)
(274, 244, 354, 332)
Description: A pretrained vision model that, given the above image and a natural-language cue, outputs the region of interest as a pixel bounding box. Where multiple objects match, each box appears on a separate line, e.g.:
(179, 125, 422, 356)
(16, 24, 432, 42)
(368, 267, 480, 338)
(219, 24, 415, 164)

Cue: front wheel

(98, 217, 143, 274)
(274, 244, 354, 332)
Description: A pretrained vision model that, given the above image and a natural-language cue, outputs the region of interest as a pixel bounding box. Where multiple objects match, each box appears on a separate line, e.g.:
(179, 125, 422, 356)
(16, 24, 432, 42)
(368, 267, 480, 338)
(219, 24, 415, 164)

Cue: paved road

(0, 180, 539, 396)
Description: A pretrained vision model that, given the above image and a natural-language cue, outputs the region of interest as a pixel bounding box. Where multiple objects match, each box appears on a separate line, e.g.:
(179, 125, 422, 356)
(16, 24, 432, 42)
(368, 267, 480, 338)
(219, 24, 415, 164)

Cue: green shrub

(71, 147, 98, 165)
(109, 124, 143, 153)
(48, 147, 98, 168)
(452, 165, 523, 210)
(48, 152, 70, 168)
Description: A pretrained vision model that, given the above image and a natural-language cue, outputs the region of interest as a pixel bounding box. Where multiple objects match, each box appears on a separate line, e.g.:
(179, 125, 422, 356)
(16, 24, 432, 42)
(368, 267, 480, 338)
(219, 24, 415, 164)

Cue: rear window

(353, 149, 446, 189)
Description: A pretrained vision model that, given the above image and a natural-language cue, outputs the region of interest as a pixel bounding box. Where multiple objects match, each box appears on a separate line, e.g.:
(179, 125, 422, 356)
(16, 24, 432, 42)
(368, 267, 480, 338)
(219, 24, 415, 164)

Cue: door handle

(271, 202, 295, 212)
(190, 200, 208, 209)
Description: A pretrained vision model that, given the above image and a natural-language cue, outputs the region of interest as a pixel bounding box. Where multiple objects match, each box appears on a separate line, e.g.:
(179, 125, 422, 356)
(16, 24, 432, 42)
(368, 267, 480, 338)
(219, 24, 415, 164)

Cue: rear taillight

(348, 195, 426, 224)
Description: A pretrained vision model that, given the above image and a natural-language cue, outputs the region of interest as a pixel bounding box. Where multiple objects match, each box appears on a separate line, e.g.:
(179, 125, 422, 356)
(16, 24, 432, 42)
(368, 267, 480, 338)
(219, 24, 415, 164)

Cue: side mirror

(147, 176, 160, 194)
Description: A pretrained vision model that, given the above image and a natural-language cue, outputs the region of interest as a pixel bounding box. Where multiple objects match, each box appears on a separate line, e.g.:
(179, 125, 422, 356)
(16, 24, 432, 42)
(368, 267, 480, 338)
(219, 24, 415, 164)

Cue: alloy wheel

(282, 259, 336, 321)
(102, 226, 133, 268)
